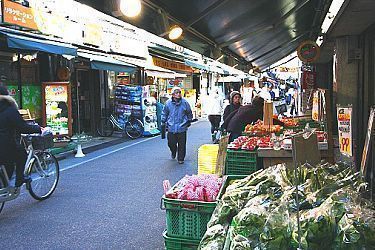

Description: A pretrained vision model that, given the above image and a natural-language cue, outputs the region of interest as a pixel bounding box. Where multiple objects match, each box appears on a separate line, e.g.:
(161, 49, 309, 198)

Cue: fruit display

(199, 163, 374, 250)
(227, 136, 273, 151)
(244, 120, 283, 135)
(165, 174, 223, 202)
(280, 117, 299, 127)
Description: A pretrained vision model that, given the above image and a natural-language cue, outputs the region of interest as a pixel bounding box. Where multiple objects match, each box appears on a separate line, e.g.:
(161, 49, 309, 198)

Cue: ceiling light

(321, 0, 345, 34)
(168, 25, 183, 40)
(216, 55, 224, 61)
(120, 0, 142, 18)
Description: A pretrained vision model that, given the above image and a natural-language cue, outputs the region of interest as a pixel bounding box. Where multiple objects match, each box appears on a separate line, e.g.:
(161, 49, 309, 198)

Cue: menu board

(361, 107, 374, 175)
(42, 82, 71, 136)
(337, 106, 353, 157)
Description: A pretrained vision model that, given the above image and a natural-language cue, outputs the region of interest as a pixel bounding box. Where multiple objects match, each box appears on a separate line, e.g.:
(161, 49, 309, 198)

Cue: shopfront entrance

(75, 69, 101, 135)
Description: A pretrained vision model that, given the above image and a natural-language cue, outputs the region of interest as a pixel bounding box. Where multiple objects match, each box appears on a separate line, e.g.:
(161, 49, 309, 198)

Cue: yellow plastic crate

(198, 144, 219, 174)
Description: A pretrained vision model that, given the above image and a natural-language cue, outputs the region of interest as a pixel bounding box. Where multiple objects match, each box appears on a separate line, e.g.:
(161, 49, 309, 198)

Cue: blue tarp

(1, 31, 77, 56)
(184, 59, 208, 71)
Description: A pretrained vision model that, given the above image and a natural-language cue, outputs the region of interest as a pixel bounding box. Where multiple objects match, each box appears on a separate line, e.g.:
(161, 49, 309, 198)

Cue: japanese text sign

(337, 106, 353, 157)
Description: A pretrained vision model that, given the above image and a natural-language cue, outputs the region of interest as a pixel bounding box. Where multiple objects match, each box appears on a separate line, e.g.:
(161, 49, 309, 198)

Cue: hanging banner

(301, 71, 316, 90)
(337, 106, 353, 157)
(312, 91, 319, 121)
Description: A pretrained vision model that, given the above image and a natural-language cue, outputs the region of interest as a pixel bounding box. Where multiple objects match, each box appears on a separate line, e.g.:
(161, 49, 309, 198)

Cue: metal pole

(371, 133, 374, 201)
(292, 136, 302, 249)
(17, 53, 23, 108)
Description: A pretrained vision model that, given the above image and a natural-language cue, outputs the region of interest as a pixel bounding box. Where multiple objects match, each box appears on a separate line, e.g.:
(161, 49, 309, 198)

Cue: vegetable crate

(163, 230, 200, 250)
(225, 150, 257, 175)
(162, 196, 217, 240)
(198, 144, 219, 174)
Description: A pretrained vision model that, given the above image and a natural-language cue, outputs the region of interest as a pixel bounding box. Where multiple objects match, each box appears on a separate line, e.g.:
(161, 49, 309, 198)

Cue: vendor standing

(223, 91, 241, 122)
(225, 96, 284, 142)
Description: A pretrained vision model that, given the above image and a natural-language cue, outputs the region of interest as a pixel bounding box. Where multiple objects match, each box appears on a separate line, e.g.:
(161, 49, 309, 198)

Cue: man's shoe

(171, 152, 176, 160)
(178, 161, 184, 164)
(15, 176, 31, 187)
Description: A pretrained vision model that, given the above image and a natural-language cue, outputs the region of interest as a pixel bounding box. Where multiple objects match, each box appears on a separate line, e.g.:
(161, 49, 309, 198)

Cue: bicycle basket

(31, 134, 54, 150)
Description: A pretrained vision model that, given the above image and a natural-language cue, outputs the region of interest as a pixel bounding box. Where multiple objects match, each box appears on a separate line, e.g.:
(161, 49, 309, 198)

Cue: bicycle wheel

(0, 176, 5, 214)
(125, 118, 144, 139)
(27, 152, 59, 201)
(97, 118, 114, 137)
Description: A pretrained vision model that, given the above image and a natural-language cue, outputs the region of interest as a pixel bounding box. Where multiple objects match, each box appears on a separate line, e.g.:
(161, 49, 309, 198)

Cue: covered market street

(0, 121, 211, 249)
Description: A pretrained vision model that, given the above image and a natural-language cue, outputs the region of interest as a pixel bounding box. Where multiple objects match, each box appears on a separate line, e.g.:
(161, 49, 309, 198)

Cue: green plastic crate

(162, 196, 217, 240)
(226, 150, 257, 162)
(163, 230, 200, 250)
(225, 150, 257, 175)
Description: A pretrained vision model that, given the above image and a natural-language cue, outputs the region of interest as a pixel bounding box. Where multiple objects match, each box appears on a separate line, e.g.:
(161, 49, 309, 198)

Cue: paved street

(0, 120, 211, 249)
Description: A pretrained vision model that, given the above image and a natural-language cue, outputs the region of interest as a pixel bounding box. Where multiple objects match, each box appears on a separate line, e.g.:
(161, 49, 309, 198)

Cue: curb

(54, 137, 128, 161)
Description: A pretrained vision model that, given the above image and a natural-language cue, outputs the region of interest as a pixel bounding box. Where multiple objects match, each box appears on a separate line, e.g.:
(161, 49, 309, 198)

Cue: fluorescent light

(216, 55, 224, 61)
(321, 0, 345, 34)
(168, 25, 183, 40)
(316, 35, 324, 46)
(120, 0, 142, 18)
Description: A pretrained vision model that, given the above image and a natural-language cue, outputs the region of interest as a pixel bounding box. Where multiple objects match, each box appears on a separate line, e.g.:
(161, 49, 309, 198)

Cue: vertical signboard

(312, 90, 319, 121)
(42, 82, 72, 136)
(337, 106, 353, 157)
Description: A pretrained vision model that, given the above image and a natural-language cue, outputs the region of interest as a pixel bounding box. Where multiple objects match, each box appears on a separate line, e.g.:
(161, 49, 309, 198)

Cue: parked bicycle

(97, 112, 144, 139)
(0, 134, 59, 215)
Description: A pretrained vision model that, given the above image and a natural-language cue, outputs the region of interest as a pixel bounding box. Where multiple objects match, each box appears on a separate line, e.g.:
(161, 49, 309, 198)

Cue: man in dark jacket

(0, 86, 41, 187)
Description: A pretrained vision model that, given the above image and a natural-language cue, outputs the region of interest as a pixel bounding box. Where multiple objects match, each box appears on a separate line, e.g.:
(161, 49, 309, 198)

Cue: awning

(115, 56, 147, 68)
(145, 64, 177, 79)
(218, 76, 243, 83)
(78, 51, 136, 72)
(184, 59, 208, 71)
(0, 31, 77, 56)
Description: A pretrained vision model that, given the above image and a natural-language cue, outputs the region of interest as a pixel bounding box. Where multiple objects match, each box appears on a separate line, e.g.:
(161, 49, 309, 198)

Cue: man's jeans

(167, 131, 187, 161)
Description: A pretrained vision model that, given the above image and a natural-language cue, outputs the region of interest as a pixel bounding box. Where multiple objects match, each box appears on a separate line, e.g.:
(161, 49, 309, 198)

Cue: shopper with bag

(161, 87, 193, 164)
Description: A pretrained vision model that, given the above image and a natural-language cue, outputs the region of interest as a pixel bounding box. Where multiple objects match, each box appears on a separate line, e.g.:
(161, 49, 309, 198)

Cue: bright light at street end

(168, 26, 183, 40)
(120, 0, 142, 18)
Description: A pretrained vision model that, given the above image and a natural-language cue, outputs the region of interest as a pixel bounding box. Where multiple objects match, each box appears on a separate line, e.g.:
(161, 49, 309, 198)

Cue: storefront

(0, 27, 78, 136)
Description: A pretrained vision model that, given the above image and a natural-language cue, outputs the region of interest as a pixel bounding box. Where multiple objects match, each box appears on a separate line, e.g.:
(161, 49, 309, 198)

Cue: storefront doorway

(75, 69, 101, 135)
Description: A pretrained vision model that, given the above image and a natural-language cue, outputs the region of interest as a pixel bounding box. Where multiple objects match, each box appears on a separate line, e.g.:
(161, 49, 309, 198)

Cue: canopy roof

(77, 0, 331, 70)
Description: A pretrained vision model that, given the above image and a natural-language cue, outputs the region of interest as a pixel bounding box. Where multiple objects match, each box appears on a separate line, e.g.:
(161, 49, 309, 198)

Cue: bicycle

(97, 112, 144, 139)
(0, 134, 59, 214)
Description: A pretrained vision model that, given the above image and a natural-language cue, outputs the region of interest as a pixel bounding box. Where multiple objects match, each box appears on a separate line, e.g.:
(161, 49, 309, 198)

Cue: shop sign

(83, 22, 103, 47)
(337, 106, 353, 157)
(168, 78, 183, 88)
(297, 40, 320, 63)
(2, 0, 38, 30)
(153, 57, 193, 73)
(45, 84, 68, 102)
(312, 91, 319, 121)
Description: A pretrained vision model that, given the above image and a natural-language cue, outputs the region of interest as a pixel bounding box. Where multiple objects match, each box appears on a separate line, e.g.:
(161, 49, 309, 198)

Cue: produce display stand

(257, 143, 328, 169)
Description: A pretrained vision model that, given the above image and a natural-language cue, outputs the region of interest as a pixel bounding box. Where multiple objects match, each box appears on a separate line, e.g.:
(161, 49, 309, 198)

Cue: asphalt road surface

(0, 120, 212, 249)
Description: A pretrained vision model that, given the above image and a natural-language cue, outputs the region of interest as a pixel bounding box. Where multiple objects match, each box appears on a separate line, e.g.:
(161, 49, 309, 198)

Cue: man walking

(161, 87, 193, 164)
